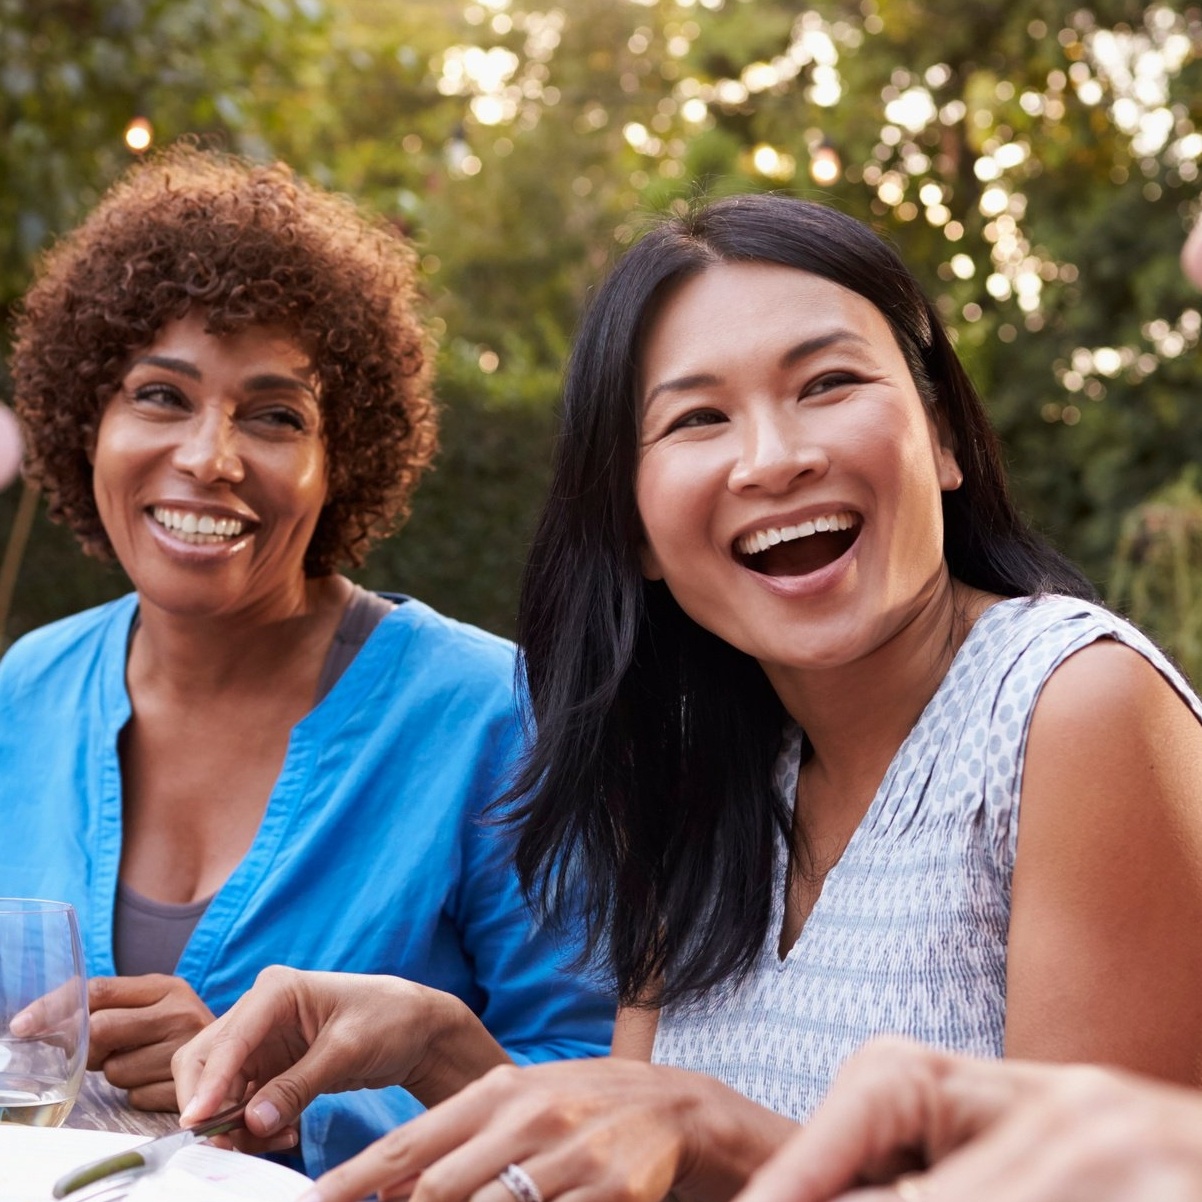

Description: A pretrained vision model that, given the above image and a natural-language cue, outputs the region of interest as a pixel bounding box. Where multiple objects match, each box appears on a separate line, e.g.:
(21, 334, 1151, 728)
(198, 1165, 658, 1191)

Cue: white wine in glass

(0, 899, 88, 1126)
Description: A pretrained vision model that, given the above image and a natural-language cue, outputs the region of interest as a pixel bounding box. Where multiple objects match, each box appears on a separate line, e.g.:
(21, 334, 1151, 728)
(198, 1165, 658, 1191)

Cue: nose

(727, 406, 828, 494)
(171, 407, 245, 485)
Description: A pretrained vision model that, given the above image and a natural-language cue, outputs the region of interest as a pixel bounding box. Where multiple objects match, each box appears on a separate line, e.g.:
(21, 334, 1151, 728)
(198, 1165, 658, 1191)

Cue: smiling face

(92, 311, 328, 620)
(635, 261, 962, 679)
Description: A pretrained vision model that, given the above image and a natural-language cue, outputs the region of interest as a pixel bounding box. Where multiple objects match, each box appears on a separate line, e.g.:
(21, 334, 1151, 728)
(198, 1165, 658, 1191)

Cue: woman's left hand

(86, 975, 216, 1110)
(304, 1057, 797, 1202)
(733, 1037, 1202, 1202)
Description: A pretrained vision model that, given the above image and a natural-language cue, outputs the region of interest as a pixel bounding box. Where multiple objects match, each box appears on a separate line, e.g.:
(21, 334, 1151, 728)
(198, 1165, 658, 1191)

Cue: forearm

(669, 1069, 801, 1202)
(403, 988, 513, 1107)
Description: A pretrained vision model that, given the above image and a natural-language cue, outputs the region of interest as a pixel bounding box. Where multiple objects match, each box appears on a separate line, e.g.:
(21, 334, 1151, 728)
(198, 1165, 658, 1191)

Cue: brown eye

(254, 407, 306, 431)
(668, 409, 726, 432)
(132, 384, 188, 409)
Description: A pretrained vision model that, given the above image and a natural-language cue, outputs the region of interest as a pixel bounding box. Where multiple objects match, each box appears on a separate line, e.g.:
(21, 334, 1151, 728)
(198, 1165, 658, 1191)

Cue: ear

(638, 539, 664, 581)
(937, 441, 963, 492)
(926, 409, 962, 493)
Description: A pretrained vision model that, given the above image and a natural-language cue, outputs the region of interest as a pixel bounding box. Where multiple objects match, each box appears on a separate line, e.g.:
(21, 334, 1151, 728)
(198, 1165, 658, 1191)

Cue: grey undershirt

(111, 586, 396, 977)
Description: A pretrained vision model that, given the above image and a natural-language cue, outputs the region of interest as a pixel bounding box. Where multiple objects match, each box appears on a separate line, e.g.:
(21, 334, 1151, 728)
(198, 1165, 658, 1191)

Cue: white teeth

(151, 507, 247, 545)
(735, 511, 857, 557)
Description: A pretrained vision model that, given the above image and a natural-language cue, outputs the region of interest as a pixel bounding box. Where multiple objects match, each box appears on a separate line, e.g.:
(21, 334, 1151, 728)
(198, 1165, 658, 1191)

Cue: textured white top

(652, 596, 1202, 1120)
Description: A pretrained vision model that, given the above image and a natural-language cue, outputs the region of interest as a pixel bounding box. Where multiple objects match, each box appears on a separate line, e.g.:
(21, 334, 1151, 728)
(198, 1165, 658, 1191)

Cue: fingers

(238, 1046, 341, 1137)
(179, 968, 438, 1134)
(89, 974, 177, 1011)
(176, 972, 305, 1126)
(737, 1040, 956, 1202)
(215, 1124, 303, 1156)
(89, 1008, 207, 1068)
(10, 974, 87, 1037)
(86, 975, 214, 1069)
(311, 1068, 520, 1202)
(736, 1049, 1191, 1202)
(312, 1061, 689, 1202)
(99, 1040, 175, 1090)
(175, 1021, 267, 1127)
(123, 1077, 180, 1112)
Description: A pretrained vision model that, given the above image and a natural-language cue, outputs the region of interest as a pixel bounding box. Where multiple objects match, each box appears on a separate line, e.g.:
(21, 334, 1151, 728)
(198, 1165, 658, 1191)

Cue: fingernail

(8, 1011, 33, 1036)
(250, 1098, 281, 1132)
(179, 1099, 200, 1126)
(266, 1130, 299, 1153)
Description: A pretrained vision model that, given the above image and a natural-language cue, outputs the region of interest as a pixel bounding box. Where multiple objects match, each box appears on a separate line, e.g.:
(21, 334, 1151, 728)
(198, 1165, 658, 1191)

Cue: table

(66, 1071, 180, 1137)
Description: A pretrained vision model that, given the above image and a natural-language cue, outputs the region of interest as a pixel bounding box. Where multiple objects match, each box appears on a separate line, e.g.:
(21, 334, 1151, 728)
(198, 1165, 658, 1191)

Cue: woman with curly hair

(0, 144, 611, 1174)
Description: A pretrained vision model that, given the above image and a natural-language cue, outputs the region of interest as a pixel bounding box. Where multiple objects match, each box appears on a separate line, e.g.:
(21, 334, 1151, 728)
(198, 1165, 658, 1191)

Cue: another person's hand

(86, 975, 216, 1111)
(1181, 210, 1202, 289)
(173, 966, 508, 1144)
(302, 1057, 797, 1202)
(734, 1037, 1202, 1202)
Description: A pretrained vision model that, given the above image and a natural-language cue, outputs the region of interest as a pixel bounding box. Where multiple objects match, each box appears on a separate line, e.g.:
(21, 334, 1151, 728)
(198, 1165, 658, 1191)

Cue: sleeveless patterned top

(651, 595, 1202, 1120)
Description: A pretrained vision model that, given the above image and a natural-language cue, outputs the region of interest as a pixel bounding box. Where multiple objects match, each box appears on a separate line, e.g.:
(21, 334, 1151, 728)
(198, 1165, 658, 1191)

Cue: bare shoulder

(1008, 633, 1202, 1077)
(1027, 635, 1202, 769)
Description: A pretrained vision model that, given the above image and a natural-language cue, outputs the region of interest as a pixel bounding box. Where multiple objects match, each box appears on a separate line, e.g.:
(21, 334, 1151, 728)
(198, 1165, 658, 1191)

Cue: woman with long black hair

(176, 194, 1202, 1202)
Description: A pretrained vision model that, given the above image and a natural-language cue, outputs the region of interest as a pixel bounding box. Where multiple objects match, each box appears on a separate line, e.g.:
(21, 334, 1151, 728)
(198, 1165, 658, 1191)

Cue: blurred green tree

(1110, 465, 1202, 679)
(2, 0, 1202, 653)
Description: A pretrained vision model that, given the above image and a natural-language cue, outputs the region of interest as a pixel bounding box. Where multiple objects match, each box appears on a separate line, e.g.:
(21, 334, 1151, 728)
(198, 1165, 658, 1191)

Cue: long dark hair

(510, 194, 1095, 1008)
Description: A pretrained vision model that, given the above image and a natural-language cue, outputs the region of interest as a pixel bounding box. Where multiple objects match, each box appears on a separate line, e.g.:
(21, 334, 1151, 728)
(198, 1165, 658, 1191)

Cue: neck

(128, 574, 352, 696)
(765, 574, 997, 803)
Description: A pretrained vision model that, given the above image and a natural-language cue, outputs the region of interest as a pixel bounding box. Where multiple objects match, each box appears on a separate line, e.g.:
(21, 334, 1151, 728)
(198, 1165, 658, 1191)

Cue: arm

(443, 799, 614, 1070)
(174, 968, 511, 1132)
(1006, 639, 1202, 1080)
(178, 993, 796, 1202)
(307, 1057, 799, 1202)
(611, 1004, 659, 1058)
(731, 1037, 1202, 1202)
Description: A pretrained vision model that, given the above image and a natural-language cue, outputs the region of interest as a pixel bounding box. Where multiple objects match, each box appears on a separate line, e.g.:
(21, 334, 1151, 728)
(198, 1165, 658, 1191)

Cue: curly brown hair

(10, 143, 437, 576)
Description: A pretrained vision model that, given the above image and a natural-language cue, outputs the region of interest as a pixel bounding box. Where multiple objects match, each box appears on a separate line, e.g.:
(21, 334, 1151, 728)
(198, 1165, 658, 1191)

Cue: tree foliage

(2, 0, 1202, 658)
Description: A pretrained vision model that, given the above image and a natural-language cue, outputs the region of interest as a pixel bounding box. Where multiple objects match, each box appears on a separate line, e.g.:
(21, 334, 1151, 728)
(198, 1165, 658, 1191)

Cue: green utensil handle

(52, 1150, 146, 1198)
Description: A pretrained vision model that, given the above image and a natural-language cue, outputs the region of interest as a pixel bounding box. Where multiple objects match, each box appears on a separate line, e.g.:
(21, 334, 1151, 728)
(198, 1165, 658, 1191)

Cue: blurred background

(2, 0, 1202, 673)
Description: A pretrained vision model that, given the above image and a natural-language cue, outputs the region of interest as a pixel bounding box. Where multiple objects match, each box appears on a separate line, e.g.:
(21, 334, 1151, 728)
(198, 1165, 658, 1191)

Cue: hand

(1182, 210, 1202, 289)
(173, 966, 508, 1144)
(734, 1037, 1202, 1202)
(85, 975, 216, 1111)
(305, 1057, 798, 1202)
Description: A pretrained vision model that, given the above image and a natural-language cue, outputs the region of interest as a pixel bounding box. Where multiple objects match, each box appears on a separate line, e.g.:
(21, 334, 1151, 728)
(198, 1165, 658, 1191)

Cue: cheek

(635, 464, 729, 594)
(89, 424, 127, 505)
(634, 472, 666, 581)
(634, 456, 696, 569)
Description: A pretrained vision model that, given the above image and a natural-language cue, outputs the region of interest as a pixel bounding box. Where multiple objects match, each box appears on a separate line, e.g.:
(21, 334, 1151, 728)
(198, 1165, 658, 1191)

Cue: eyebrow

(245, 373, 318, 398)
(643, 329, 872, 408)
(129, 357, 317, 398)
(131, 355, 201, 380)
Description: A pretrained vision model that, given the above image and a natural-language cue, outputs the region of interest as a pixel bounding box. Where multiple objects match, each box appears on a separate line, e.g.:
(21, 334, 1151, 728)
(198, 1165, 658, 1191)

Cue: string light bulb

(809, 139, 842, 185)
(123, 115, 153, 154)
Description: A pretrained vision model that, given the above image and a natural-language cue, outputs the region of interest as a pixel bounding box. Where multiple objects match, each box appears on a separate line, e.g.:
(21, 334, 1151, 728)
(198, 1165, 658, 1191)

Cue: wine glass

(0, 899, 88, 1126)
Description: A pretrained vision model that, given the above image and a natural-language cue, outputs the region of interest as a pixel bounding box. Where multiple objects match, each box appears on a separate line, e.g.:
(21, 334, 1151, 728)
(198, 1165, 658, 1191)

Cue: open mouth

(150, 506, 254, 546)
(734, 511, 861, 577)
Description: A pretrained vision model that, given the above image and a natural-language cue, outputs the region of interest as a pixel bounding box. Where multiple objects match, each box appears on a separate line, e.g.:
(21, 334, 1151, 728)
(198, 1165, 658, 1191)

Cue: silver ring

(498, 1163, 543, 1202)
(894, 1176, 926, 1201)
